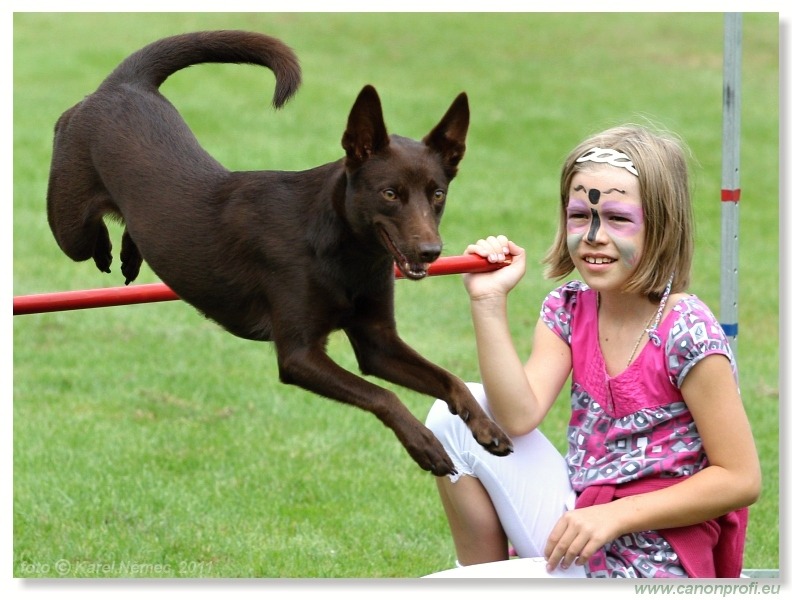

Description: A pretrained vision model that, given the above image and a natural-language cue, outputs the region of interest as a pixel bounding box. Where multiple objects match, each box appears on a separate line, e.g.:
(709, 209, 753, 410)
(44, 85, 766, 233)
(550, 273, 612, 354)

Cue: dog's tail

(101, 30, 301, 108)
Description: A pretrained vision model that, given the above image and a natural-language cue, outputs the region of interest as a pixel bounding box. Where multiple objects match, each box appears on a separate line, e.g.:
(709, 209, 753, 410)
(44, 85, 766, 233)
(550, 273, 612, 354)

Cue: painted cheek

(603, 220, 642, 238)
(567, 232, 583, 254)
(614, 239, 641, 269)
(567, 220, 588, 235)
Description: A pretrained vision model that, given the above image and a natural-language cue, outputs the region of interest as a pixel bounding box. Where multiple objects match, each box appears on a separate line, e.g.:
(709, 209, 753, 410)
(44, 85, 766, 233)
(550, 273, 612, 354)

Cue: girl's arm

(544, 353, 761, 572)
(464, 235, 571, 437)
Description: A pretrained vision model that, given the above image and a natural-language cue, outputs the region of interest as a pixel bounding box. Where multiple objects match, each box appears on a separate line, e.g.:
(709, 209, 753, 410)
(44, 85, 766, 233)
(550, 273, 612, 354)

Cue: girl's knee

(425, 398, 460, 443)
(426, 385, 490, 482)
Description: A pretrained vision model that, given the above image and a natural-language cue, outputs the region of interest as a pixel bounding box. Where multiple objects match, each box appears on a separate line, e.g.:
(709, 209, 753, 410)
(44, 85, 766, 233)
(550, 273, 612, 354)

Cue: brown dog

(46, 30, 513, 475)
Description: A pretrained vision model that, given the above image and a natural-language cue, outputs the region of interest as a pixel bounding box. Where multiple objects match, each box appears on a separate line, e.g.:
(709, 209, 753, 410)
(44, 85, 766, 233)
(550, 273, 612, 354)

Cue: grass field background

(12, 12, 779, 578)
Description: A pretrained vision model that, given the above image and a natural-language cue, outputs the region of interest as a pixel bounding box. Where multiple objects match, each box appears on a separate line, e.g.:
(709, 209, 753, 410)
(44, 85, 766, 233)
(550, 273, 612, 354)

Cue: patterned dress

(540, 281, 737, 578)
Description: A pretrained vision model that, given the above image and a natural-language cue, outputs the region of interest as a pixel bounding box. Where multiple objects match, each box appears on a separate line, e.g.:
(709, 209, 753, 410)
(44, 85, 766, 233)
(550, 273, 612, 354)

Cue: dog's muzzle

(378, 227, 440, 280)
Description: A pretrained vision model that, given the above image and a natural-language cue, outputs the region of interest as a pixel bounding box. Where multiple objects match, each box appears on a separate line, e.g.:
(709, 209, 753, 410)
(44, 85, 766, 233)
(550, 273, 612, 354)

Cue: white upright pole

(721, 13, 742, 358)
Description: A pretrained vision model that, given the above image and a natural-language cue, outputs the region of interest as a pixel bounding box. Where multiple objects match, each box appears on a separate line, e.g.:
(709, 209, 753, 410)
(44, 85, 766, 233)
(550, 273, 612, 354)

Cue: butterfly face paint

(566, 185, 645, 268)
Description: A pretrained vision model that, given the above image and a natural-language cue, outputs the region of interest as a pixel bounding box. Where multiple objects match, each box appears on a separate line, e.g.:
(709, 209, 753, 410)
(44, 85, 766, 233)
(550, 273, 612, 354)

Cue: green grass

(12, 12, 779, 578)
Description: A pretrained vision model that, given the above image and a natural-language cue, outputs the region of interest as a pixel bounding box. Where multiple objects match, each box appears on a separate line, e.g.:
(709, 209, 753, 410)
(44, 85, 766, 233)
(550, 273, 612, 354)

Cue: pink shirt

(541, 281, 742, 577)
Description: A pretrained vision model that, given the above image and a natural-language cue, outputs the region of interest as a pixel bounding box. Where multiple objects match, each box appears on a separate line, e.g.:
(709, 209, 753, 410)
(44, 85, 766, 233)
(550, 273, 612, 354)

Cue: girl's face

(565, 164, 644, 293)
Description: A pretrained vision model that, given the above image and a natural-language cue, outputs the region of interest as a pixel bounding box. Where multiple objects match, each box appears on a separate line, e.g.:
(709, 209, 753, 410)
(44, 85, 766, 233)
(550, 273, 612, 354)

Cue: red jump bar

(13, 254, 509, 316)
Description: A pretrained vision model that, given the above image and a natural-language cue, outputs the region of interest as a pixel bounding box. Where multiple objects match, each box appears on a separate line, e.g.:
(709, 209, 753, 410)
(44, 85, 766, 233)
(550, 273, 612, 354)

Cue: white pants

(425, 382, 586, 577)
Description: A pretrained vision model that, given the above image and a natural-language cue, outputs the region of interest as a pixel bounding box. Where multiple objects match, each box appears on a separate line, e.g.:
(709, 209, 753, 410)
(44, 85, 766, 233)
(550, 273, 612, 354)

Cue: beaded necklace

(600, 274, 674, 367)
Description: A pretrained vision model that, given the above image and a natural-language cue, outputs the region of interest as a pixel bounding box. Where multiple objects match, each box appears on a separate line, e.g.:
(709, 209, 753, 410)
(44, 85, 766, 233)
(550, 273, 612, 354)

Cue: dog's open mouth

(378, 227, 429, 280)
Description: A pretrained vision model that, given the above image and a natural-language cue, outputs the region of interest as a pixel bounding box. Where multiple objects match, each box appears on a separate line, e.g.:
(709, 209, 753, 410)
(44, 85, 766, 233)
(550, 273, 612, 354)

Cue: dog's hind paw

(91, 225, 113, 274)
(92, 253, 112, 274)
(122, 263, 140, 285)
(120, 230, 143, 284)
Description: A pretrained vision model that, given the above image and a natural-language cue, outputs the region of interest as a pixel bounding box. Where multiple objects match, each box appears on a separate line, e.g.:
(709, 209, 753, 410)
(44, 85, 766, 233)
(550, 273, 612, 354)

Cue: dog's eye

(381, 189, 399, 202)
(433, 190, 446, 203)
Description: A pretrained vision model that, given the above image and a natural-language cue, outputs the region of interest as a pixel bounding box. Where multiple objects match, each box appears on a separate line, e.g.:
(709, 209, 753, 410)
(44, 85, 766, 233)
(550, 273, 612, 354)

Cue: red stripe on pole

(721, 188, 741, 202)
(13, 254, 509, 315)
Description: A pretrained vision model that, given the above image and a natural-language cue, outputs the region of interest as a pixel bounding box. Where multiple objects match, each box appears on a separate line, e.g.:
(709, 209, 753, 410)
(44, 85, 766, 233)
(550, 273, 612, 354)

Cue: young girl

(425, 124, 761, 578)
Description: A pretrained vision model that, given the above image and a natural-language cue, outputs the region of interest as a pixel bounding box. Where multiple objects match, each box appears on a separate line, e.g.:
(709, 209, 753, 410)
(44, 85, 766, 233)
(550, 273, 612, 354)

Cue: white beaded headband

(575, 147, 638, 176)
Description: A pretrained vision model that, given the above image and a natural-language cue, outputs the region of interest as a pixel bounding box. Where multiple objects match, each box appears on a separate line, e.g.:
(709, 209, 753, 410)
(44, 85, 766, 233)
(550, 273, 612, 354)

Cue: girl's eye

(566, 213, 589, 233)
(606, 212, 637, 226)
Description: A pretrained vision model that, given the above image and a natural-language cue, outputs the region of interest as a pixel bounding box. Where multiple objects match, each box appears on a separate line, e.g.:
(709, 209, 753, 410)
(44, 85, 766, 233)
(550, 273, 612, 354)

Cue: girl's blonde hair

(542, 124, 694, 301)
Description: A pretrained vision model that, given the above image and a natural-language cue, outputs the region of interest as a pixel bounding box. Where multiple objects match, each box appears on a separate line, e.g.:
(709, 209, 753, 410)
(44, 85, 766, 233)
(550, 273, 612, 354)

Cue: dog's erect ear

(342, 85, 390, 169)
(422, 92, 470, 179)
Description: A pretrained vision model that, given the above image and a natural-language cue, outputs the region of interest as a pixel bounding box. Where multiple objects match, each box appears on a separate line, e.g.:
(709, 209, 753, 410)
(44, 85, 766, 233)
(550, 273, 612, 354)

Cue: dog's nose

(419, 243, 442, 263)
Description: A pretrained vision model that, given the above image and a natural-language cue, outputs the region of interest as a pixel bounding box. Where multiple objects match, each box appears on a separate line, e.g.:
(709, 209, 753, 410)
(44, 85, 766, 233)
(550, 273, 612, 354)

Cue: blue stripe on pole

(722, 322, 739, 337)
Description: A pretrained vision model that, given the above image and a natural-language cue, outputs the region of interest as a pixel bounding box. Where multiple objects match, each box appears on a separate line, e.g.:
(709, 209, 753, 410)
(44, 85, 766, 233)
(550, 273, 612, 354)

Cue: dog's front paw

(424, 453, 458, 477)
(470, 418, 514, 457)
(399, 427, 458, 476)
